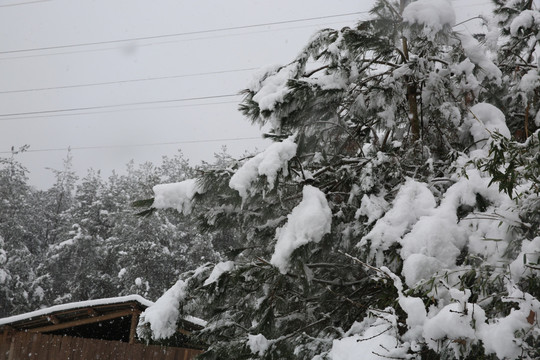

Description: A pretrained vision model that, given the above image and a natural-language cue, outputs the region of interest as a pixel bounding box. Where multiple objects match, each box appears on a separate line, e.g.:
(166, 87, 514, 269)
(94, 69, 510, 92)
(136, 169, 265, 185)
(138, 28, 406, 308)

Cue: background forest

(0, 148, 232, 318)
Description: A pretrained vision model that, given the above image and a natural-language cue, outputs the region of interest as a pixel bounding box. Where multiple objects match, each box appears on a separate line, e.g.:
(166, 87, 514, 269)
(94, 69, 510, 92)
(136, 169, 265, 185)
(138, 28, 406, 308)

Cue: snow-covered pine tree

(0, 148, 47, 316)
(39, 169, 118, 304)
(489, 0, 540, 139)
(40, 151, 78, 247)
(137, 1, 540, 358)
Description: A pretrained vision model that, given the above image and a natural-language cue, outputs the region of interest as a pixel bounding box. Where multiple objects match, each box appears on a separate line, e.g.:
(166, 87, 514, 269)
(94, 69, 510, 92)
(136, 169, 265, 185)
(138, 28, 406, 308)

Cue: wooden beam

(1, 325, 14, 333)
(1, 326, 14, 346)
(87, 308, 98, 317)
(7, 335, 14, 360)
(46, 315, 60, 324)
(27, 309, 136, 333)
(128, 312, 139, 344)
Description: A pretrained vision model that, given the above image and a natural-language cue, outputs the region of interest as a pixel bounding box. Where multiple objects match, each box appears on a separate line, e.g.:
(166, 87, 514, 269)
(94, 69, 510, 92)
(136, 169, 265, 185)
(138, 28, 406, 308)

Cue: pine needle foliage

(139, 1, 540, 359)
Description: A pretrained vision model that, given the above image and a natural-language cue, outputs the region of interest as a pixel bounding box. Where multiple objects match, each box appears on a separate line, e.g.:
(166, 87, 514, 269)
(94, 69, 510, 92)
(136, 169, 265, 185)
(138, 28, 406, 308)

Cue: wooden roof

(0, 295, 203, 335)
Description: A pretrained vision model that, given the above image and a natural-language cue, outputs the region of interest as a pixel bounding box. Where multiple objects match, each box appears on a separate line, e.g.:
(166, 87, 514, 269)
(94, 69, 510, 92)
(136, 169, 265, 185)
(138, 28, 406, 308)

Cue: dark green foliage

(134, 1, 540, 359)
(476, 131, 540, 198)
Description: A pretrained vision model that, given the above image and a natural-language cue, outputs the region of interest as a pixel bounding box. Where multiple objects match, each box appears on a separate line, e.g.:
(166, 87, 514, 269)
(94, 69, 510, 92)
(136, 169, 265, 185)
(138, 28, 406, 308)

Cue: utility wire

(0, 136, 262, 154)
(0, 94, 239, 118)
(0, 0, 50, 7)
(0, 11, 368, 55)
(0, 100, 240, 122)
(0, 2, 492, 56)
(0, 19, 360, 61)
(0, 1, 491, 63)
(0, 68, 257, 94)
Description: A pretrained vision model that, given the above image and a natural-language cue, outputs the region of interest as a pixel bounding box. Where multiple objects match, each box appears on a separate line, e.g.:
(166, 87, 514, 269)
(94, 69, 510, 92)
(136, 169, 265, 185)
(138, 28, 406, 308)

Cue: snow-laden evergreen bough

(137, 0, 540, 358)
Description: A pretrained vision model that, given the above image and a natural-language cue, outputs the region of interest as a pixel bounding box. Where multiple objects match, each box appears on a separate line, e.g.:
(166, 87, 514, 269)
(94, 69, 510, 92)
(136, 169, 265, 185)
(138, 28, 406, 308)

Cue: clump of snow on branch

(248, 64, 298, 112)
(271, 185, 331, 273)
(401, 169, 512, 287)
(229, 136, 297, 200)
(463, 103, 510, 149)
(152, 179, 203, 215)
(360, 179, 436, 266)
(356, 193, 389, 225)
(248, 334, 270, 356)
(203, 261, 235, 286)
(479, 286, 540, 359)
(382, 267, 427, 340)
(457, 33, 502, 83)
(402, 0, 455, 39)
(423, 296, 486, 356)
(509, 237, 540, 282)
(328, 309, 409, 360)
(510, 10, 540, 36)
(519, 69, 540, 94)
(305, 71, 348, 91)
(138, 278, 188, 340)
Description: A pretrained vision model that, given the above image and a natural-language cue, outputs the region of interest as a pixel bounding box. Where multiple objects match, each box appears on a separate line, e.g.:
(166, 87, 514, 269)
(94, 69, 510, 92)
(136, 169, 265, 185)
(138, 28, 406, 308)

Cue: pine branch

(303, 65, 330, 78)
(338, 251, 392, 279)
(131, 198, 155, 208)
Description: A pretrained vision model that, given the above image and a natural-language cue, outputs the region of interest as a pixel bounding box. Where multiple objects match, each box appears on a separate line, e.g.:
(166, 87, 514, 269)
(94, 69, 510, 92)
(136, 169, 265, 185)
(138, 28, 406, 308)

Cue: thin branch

(313, 278, 365, 286)
(306, 263, 352, 268)
(357, 326, 392, 342)
(453, 16, 482, 28)
(428, 57, 449, 66)
(304, 65, 329, 78)
(359, 57, 399, 68)
(338, 251, 392, 279)
(315, 120, 364, 150)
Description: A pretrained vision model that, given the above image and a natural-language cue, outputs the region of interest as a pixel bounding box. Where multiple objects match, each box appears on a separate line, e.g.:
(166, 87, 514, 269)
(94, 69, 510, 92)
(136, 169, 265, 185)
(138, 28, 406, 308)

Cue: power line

(0, 94, 240, 118)
(0, 0, 50, 7)
(0, 19, 360, 61)
(0, 136, 263, 154)
(0, 2, 493, 56)
(0, 100, 240, 122)
(0, 11, 367, 55)
(0, 68, 257, 94)
(0, 1, 493, 63)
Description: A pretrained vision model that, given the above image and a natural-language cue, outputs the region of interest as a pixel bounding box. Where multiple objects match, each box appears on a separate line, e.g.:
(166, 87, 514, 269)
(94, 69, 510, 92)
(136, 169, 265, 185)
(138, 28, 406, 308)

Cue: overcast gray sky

(0, 0, 497, 189)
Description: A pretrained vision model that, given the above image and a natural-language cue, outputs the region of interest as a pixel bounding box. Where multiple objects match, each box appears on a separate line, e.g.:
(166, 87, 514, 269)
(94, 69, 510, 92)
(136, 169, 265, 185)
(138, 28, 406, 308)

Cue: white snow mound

(361, 178, 436, 266)
(153, 179, 203, 215)
(465, 103, 510, 148)
(204, 261, 235, 286)
(137, 279, 187, 340)
(271, 185, 331, 273)
(402, 0, 455, 39)
(229, 136, 297, 200)
(248, 334, 270, 356)
(458, 33, 502, 82)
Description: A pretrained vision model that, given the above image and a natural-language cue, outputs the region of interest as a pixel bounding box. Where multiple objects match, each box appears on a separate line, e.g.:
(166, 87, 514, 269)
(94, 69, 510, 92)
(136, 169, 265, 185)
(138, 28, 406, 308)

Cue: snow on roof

(0, 295, 153, 326)
(0, 294, 207, 331)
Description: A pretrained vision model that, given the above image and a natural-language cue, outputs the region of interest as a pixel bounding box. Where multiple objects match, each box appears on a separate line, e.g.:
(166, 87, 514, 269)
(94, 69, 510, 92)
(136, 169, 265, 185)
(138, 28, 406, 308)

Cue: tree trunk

(400, 0, 421, 142)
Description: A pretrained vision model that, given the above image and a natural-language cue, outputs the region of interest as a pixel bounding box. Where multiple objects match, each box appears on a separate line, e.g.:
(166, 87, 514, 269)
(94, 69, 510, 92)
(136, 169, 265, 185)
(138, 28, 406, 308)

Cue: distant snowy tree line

(0, 149, 232, 318)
